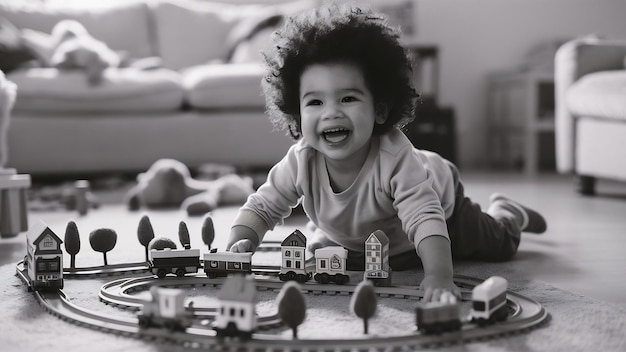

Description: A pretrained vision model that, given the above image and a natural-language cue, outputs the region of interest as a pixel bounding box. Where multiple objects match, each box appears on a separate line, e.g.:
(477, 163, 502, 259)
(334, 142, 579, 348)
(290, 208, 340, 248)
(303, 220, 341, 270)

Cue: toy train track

(16, 260, 548, 351)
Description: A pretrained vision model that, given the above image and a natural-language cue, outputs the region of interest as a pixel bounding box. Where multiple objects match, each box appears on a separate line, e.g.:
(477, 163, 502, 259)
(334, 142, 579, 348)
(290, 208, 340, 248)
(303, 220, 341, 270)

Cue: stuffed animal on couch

(124, 159, 255, 216)
(0, 17, 160, 85)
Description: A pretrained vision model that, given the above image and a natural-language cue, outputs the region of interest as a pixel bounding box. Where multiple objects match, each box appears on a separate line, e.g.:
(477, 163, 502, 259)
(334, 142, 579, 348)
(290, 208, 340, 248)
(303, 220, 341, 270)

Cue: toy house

(364, 230, 391, 285)
(25, 220, 63, 290)
(213, 275, 257, 338)
(281, 229, 307, 272)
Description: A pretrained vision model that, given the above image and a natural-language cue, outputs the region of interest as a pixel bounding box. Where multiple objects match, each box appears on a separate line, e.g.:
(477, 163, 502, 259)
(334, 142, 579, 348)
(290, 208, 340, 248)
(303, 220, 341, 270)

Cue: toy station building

(281, 230, 306, 271)
(25, 220, 63, 289)
(364, 230, 389, 279)
(214, 275, 257, 333)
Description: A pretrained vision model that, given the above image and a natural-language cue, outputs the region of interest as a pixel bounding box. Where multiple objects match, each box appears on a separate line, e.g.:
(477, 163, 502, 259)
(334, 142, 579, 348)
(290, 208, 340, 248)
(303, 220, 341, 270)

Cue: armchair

(554, 37, 626, 194)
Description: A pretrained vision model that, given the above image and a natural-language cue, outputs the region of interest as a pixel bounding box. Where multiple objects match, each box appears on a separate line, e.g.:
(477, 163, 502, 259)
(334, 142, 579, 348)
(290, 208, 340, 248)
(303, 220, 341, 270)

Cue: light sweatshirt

(234, 128, 457, 256)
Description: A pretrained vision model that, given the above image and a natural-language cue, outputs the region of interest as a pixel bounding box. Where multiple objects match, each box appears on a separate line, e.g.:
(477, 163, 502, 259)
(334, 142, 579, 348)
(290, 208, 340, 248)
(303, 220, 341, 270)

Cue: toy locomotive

(469, 276, 509, 325)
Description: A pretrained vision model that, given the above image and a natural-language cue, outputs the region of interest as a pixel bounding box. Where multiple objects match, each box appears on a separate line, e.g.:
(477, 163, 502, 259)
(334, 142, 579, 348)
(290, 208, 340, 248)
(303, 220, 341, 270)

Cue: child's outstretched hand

(226, 225, 259, 253)
(420, 274, 461, 302)
(228, 239, 256, 253)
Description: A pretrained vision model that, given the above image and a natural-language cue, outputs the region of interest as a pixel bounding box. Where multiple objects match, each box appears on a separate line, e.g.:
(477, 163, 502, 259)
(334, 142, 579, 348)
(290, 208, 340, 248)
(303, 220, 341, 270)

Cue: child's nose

(321, 103, 342, 120)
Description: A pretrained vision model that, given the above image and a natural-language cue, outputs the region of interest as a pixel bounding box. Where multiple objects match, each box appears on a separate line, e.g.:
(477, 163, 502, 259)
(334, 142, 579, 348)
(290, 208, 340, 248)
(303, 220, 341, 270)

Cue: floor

(2, 171, 625, 306)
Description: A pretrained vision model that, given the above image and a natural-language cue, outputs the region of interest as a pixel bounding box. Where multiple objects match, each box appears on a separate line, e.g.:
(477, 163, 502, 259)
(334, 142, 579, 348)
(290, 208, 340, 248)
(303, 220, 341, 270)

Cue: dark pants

(347, 162, 521, 271)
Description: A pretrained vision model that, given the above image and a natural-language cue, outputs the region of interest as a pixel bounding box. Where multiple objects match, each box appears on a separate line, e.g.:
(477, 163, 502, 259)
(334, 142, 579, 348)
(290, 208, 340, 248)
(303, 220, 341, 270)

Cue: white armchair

(555, 37, 626, 195)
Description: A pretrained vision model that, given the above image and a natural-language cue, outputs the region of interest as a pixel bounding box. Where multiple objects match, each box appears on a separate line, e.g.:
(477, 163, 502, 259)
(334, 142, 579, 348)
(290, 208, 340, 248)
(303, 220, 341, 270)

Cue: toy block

(0, 170, 31, 238)
(74, 180, 89, 215)
(0, 187, 28, 238)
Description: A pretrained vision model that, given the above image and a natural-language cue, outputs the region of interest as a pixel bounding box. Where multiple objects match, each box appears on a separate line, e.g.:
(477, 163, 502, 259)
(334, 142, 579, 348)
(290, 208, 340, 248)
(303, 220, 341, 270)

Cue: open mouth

(322, 127, 351, 144)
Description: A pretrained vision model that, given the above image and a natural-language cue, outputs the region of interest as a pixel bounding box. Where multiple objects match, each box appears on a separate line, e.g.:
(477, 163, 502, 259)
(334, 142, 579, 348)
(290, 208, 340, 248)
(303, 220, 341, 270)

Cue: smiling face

(299, 62, 384, 163)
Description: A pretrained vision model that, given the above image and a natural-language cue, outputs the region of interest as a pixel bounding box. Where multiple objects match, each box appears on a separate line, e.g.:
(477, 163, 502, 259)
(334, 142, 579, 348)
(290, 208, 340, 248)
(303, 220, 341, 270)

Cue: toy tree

(89, 228, 118, 266)
(137, 215, 155, 261)
(64, 221, 81, 269)
(149, 237, 177, 251)
(178, 221, 191, 249)
(277, 281, 307, 339)
(350, 280, 377, 334)
(201, 214, 215, 250)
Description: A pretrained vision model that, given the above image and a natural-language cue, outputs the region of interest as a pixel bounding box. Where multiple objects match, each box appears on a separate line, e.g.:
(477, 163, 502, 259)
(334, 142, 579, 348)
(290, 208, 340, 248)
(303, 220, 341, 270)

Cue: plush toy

(1, 18, 159, 85)
(124, 159, 255, 216)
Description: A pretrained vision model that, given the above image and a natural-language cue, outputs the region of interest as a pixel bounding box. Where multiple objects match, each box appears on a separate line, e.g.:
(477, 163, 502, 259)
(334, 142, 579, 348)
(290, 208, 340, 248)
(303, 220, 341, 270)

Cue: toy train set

(15, 218, 548, 351)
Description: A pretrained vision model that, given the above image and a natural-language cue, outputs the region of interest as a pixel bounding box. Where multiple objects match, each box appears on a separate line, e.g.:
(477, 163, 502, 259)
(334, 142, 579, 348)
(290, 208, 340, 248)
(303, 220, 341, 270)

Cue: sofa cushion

(566, 70, 626, 121)
(8, 68, 185, 112)
(0, 1, 155, 59)
(182, 63, 265, 109)
(152, 0, 241, 70)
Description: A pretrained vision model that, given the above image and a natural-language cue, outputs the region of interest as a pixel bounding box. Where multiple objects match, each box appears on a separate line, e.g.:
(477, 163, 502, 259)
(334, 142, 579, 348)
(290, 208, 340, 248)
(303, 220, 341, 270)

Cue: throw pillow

(226, 13, 283, 63)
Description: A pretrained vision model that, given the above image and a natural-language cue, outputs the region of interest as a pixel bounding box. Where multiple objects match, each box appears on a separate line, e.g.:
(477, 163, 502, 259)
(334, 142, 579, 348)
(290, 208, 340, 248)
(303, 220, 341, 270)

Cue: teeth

(323, 128, 347, 133)
(322, 128, 350, 143)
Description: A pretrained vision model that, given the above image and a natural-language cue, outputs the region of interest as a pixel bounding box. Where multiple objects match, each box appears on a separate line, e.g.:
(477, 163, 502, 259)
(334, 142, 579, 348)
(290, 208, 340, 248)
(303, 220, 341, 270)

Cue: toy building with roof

(281, 229, 307, 272)
(25, 220, 63, 290)
(364, 230, 390, 280)
(214, 274, 257, 336)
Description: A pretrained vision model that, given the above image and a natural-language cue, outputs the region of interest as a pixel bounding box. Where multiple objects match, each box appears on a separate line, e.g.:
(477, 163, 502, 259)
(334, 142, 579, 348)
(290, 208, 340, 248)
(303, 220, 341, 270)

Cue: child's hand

(226, 225, 259, 253)
(420, 274, 461, 302)
(228, 239, 256, 253)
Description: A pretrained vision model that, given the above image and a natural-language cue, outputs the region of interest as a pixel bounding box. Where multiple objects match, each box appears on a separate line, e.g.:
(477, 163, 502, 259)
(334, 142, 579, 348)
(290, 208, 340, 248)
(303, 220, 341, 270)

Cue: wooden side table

(487, 70, 555, 175)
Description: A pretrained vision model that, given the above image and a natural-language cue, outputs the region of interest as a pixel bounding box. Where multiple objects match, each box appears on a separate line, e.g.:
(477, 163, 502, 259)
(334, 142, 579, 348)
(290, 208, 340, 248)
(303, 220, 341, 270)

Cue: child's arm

(226, 209, 270, 252)
(416, 235, 460, 302)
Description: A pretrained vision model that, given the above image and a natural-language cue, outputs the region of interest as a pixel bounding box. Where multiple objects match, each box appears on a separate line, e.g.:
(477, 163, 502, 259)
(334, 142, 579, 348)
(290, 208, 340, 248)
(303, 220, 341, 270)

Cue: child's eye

(341, 96, 358, 103)
(305, 99, 322, 106)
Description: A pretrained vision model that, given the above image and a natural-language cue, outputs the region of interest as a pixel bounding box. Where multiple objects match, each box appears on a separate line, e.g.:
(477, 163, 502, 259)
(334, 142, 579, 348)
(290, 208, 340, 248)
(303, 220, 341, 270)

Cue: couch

(0, 0, 319, 176)
(554, 36, 626, 195)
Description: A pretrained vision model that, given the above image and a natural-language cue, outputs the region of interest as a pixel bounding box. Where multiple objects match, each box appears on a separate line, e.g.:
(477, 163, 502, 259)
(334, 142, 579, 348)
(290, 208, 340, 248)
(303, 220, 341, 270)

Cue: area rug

(0, 205, 625, 352)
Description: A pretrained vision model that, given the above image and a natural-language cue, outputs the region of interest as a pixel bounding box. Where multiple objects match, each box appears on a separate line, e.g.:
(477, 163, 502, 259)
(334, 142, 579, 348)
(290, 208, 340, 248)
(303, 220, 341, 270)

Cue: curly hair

(262, 4, 418, 139)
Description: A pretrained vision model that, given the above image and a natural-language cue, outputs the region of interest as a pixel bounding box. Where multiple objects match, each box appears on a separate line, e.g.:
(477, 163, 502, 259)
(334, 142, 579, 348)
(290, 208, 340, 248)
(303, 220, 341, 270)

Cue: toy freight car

(314, 246, 349, 284)
(203, 250, 252, 278)
(415, 294, 462, 334)
(149, 248, 201, 278)
(470, 276, 509, 325)
(137, 286, 192, 331)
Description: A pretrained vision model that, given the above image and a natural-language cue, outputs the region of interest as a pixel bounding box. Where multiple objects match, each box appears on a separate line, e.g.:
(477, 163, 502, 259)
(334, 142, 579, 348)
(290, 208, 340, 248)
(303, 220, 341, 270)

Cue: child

(226, 4, 546, 302)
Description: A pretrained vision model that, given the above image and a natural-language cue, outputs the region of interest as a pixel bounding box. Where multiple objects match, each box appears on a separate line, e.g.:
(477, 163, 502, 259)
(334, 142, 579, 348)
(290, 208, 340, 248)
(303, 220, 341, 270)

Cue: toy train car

(149, 248, 201, 278)
(203, 250, 252, 278)
(24, 221, 64, 291)
(137, 286, 192, 331)
(213, 275, 257, 340)
(313, 246, 349, 284)
(470, 276, 509, 325)
(415, 294, 461, 334)
(279, 230, 311, 283)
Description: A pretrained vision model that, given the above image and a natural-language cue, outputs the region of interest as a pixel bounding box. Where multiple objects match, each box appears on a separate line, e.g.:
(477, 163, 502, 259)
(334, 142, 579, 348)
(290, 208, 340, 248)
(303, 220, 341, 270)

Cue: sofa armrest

(554, 37, 626, 173)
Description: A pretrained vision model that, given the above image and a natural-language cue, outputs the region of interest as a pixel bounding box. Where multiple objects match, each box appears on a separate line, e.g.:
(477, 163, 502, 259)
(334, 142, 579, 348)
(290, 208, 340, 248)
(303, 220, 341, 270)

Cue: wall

(406, 0, 626, 169)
